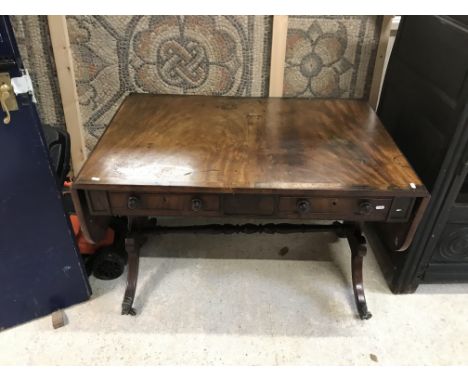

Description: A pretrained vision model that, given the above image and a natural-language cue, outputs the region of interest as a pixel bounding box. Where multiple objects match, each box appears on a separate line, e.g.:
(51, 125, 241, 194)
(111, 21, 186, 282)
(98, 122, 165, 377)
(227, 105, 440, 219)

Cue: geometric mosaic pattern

(10, 16, 66, 130)
(66, 16, 273, 151)
(284, 16, 382, 99)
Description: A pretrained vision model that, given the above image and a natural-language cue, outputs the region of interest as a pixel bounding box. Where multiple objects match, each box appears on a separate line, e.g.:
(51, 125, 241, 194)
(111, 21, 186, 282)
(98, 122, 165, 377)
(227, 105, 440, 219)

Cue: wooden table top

(75, 94, 427, 197)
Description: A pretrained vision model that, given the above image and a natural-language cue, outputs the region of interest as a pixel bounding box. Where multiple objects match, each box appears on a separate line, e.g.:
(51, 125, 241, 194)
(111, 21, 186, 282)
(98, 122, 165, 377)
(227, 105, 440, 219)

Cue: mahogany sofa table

(72, 94, 429, 320)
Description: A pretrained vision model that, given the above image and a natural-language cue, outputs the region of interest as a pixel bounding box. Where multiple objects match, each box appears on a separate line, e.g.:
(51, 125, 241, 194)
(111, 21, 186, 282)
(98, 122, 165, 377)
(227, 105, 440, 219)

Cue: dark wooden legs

(346, 224, 372, 320)
(118, 220, 372, 320)
(121, 218, 144, 316)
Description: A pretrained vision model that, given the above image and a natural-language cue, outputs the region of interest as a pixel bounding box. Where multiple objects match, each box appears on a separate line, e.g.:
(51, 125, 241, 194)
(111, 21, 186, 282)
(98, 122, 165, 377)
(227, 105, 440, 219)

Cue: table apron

(80, 189, 418, 223)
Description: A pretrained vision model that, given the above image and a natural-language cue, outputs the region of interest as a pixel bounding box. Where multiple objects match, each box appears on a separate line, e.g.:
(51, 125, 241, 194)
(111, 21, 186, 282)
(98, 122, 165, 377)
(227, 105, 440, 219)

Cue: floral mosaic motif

(67, 17, 118, 115)
(284, 16, 381, 99)
(67, 15, 272, 150)
(286, 21, 351, 97)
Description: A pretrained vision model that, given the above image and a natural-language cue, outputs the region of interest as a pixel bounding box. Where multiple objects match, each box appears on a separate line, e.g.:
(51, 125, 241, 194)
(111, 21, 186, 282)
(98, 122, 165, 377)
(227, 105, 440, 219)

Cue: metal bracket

(11, 70, 36, 100)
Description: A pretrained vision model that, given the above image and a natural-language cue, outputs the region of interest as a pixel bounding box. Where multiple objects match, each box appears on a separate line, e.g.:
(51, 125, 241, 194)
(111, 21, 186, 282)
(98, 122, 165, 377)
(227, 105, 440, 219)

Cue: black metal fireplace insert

(368, 15, 468, 293)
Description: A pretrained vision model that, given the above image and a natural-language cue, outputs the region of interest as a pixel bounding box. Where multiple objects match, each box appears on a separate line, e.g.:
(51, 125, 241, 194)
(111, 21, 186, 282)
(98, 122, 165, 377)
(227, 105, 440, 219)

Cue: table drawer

(107, 192, 220, 216)
(222, 195, 275, 216)
(277, 197, 392, 220)
(98, 191, 401, 221)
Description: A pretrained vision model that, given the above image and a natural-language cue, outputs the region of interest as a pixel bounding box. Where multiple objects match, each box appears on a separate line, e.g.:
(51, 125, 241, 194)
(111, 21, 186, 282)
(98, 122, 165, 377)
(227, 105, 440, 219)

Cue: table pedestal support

(119, 220, 372, 320)
(347, 224, 372, 320)
(121, 218, 145, 316)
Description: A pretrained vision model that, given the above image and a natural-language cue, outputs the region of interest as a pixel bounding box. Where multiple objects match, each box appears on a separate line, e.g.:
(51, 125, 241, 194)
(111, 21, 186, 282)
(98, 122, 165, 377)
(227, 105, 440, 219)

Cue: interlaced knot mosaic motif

(66, 15, 272, 151)
(157, 39, 209, 88)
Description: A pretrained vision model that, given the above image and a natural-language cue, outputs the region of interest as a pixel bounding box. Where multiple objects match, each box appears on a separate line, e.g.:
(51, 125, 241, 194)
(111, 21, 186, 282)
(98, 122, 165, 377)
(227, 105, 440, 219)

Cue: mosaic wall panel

(10, 16, 65, 130)
(8, 16, 383, 155)
(66, 16, 273, 150)
(284, 16, 382, 99)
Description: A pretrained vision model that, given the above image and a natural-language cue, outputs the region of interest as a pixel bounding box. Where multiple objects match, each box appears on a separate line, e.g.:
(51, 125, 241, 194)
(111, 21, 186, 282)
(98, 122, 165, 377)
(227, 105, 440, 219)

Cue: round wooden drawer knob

(296, 199, 311, 213)
(191, 198, 203, 211)
(127, 195, 141, 210)
(359, 201, 373, 215)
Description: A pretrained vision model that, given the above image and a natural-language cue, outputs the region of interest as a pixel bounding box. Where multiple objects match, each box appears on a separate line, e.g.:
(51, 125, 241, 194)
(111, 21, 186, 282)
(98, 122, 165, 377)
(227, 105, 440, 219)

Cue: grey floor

(1, 218, 468, 365)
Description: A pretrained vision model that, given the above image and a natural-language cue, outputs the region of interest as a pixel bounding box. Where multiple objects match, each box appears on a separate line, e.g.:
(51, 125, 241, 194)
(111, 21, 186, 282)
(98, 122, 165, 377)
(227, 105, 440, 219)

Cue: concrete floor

(1, 218, 468, 365)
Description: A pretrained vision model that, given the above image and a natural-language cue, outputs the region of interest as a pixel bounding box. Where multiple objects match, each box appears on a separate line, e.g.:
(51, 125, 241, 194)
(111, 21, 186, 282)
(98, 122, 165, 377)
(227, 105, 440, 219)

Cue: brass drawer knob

(296, 199, 311, 214)
(191, 198, 203, 212)
(127, 195, 141, 210)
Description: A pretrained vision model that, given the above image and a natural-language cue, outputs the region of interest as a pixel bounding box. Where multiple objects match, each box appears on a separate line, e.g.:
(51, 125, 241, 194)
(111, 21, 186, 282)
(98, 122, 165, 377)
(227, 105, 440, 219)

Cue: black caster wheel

(92, 247, 126, 280)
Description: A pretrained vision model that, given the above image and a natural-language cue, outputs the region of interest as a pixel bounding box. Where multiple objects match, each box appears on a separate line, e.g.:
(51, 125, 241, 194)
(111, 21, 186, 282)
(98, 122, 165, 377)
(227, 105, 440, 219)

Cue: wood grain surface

(74, 94, 426, 196)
